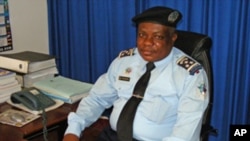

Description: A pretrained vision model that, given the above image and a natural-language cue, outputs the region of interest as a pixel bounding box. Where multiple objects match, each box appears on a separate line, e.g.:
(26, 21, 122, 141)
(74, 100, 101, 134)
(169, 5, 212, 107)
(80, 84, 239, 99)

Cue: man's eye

(154, 35, 165, 40)
(138, 33, 145, 38)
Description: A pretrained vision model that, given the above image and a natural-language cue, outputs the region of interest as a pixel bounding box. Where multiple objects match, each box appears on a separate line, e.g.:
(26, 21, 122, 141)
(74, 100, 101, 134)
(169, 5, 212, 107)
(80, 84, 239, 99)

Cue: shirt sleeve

(64, 59, 119, 137)
(163, 69, 209, 141)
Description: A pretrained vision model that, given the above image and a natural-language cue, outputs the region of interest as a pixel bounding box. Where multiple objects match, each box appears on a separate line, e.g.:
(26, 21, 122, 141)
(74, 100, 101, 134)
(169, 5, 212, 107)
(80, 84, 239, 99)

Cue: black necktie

(117, 62, 155, 141)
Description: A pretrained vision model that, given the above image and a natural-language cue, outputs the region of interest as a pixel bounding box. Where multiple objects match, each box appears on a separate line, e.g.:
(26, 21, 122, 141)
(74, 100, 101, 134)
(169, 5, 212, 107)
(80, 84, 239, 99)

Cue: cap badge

(168, 11, 179, 23)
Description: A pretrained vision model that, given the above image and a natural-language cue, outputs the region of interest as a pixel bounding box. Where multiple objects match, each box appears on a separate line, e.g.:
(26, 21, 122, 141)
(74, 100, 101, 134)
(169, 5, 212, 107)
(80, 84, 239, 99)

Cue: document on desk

(0, 109, 40, 127)
(33, 76, 93, 104)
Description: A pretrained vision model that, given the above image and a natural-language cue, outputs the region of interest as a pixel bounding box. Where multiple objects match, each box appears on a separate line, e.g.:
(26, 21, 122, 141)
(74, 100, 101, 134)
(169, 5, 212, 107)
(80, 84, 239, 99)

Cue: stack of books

(0, 51, 58, 88)
(33, 76, 93, 104)
(0, 69, 21, 103)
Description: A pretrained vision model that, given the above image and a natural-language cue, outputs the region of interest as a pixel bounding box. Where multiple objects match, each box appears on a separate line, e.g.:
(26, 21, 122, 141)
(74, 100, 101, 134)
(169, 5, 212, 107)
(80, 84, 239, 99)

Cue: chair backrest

(174, 30, 217, 141)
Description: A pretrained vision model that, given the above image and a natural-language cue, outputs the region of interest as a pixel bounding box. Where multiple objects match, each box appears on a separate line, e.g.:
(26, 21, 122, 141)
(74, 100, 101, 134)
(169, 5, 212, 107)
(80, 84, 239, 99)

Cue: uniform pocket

(140, 88, 178, 123)
(114, 79, 134, 98)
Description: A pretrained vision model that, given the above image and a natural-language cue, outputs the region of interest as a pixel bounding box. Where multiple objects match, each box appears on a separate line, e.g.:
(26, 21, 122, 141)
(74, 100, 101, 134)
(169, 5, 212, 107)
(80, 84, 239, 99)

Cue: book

(0, 69, 16, 85)
(0, 79, 19, 89)
(0, 76, 16, 85)
(15, 66, 58, 88)
(0, 69, 21, 103)
(0, 83, 21, 103)
(33, 76, 93, 104)
(0, 68, 16, 80)
(0, 51, 56, 74)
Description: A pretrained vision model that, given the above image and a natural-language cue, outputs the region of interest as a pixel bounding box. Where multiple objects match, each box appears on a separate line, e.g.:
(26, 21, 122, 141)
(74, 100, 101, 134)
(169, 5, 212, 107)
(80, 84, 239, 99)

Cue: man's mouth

(142, 50, 153, 56)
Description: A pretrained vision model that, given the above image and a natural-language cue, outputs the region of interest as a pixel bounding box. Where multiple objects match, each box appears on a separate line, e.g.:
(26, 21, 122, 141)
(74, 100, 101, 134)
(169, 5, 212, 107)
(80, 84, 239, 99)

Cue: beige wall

(0, 0, 49, 54)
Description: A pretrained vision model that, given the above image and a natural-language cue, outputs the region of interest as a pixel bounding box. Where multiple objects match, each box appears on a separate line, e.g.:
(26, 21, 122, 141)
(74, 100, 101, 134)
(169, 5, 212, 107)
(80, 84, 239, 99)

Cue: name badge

(118, 76, 130, 81)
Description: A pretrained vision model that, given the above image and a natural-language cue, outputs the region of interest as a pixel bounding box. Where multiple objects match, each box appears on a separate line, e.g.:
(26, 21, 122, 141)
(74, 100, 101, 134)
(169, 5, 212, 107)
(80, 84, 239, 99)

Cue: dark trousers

(80, 118, 110, 141)
(96, 127, 119, 141)
(97, 127, 139, 141)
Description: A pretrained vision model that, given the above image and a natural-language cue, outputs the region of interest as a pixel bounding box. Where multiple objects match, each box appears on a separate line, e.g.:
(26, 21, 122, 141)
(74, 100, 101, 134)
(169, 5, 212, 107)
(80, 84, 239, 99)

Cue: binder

(15, 66, 58, 88)
(0, 51, 56, 74)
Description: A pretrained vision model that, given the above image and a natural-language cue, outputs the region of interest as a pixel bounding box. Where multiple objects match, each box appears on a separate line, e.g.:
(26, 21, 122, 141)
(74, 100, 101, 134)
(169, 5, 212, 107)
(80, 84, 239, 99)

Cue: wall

(0, 0, 49, 54)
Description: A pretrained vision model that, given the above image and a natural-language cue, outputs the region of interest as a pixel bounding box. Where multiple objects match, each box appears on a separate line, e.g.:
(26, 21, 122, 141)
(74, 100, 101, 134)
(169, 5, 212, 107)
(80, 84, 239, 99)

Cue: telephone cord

(42, 108, 48, 141)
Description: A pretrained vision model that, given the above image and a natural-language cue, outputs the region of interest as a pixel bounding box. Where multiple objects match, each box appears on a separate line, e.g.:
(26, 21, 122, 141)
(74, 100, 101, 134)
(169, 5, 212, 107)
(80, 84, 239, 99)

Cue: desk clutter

(33, 76, 93, 104)
(6, 87, 64, 115)
(0, 51, 94, 115)
(0, 69, 21, 103)
(0, 109, 40, 127)
(0, 51, 58, 88)
(0, 51, 58, 104)
(0, 51, 92, 120)
(0, 51, 93, 141)
(0, 51, 57, 74)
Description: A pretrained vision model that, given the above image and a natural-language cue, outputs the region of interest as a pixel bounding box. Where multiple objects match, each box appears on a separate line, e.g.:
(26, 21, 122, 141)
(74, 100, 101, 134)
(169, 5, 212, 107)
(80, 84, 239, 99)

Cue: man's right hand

(63, 134, 79, 141)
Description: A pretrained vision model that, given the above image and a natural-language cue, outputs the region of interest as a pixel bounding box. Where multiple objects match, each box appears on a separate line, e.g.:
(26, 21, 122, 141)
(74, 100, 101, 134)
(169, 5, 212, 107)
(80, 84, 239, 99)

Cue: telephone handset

(10, 87, 56, 111)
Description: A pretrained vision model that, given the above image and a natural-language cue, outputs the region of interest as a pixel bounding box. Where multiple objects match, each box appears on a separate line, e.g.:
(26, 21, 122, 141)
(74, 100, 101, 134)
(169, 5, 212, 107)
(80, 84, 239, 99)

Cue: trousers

(97, 127, 139, 141)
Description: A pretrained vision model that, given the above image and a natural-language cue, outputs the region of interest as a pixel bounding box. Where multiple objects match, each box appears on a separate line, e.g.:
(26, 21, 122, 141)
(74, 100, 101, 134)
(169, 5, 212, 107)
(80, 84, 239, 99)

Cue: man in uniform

(63, 6, 209, 141)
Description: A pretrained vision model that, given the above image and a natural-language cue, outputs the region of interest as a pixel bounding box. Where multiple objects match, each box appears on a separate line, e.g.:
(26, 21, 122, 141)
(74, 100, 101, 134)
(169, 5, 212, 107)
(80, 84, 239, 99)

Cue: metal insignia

(118, 48, 135, 58)
(198, 83, 207, 94)
(168, 11, 179, 23)
(125, 67, 132, 74)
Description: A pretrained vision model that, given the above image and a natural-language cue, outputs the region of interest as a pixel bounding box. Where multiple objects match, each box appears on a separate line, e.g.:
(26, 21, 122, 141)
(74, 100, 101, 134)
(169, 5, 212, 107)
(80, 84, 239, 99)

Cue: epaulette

(118, 48, 135, 58)
(177, 56, 202, 75)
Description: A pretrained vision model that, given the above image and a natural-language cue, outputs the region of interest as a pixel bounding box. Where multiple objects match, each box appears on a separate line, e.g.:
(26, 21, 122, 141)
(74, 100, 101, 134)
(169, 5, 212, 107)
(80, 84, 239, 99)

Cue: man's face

(136, 22, 177, 62)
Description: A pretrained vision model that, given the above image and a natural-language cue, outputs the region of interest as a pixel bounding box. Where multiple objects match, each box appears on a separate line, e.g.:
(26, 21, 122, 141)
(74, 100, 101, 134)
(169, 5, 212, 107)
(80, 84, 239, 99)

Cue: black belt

(97, 126, 139, 141)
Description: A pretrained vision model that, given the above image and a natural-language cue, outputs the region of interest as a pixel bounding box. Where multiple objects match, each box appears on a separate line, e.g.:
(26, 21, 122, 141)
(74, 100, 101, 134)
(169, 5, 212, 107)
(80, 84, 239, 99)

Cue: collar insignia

(118, 48, 135, 58)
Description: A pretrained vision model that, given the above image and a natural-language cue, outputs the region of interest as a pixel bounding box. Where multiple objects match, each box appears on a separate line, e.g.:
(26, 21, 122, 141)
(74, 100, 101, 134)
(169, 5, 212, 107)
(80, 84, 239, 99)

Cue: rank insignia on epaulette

(177, 56, 202, 75)
(118, 48, 135, 58)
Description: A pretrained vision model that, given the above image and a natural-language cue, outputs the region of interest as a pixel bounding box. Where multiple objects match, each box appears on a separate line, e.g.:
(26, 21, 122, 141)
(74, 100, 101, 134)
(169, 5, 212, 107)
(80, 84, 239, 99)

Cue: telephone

(10, 87, 56, 111)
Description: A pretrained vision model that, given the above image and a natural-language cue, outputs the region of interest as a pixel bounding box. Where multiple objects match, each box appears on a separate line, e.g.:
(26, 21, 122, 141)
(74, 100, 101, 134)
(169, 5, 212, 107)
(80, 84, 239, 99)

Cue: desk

(0, 101, 79, 141)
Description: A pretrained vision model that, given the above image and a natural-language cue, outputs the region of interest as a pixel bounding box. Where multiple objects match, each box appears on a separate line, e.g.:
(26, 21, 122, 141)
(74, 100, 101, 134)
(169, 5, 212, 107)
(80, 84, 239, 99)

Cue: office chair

(174, 30, 218, 141)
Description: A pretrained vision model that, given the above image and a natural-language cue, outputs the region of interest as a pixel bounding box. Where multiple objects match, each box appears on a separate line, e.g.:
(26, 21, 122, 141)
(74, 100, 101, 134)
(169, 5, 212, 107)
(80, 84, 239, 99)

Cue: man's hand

(63, 134, 79, 141)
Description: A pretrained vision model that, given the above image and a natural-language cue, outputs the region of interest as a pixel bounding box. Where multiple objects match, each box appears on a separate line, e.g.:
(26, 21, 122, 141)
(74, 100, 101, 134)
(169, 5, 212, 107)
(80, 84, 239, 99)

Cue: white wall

(0, 0, 49, 54)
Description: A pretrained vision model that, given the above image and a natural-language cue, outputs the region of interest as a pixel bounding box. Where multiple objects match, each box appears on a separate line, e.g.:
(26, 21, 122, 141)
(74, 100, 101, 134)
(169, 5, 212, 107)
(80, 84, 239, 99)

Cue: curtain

(47, 0, 250, 141)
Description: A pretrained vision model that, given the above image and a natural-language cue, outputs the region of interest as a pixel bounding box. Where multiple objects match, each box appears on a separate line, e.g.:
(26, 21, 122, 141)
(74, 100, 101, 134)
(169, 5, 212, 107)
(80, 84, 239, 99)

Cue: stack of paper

(33, 76, 93, 104)
(0, 69, 21, 103)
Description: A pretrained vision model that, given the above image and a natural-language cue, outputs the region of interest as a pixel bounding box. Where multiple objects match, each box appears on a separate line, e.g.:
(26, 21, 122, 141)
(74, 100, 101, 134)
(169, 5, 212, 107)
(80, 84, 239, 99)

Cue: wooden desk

(0, 101, 79, 141)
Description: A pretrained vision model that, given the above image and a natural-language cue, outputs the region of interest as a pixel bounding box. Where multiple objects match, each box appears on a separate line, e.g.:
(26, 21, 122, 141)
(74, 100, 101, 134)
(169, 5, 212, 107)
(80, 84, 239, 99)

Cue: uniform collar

(154, 49, 173, 68)
(135, 47, 174, 68)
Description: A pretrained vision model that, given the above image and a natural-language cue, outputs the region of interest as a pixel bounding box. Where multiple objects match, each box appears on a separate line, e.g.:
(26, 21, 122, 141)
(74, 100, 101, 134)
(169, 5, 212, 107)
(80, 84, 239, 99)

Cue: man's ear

(172, 33, 178, 43)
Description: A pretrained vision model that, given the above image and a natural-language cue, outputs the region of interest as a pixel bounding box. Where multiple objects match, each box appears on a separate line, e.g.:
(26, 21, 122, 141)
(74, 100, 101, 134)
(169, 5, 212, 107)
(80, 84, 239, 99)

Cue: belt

(97, 126, 139, 141)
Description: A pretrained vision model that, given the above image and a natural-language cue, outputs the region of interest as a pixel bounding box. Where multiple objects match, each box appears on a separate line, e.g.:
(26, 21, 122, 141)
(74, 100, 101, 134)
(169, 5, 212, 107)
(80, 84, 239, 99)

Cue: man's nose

(143, 36, 154, 46)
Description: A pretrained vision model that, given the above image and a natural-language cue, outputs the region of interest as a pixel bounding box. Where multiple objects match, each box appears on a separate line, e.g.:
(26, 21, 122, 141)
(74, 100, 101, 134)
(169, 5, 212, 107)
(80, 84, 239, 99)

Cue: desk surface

(0, 101, 78, 141)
